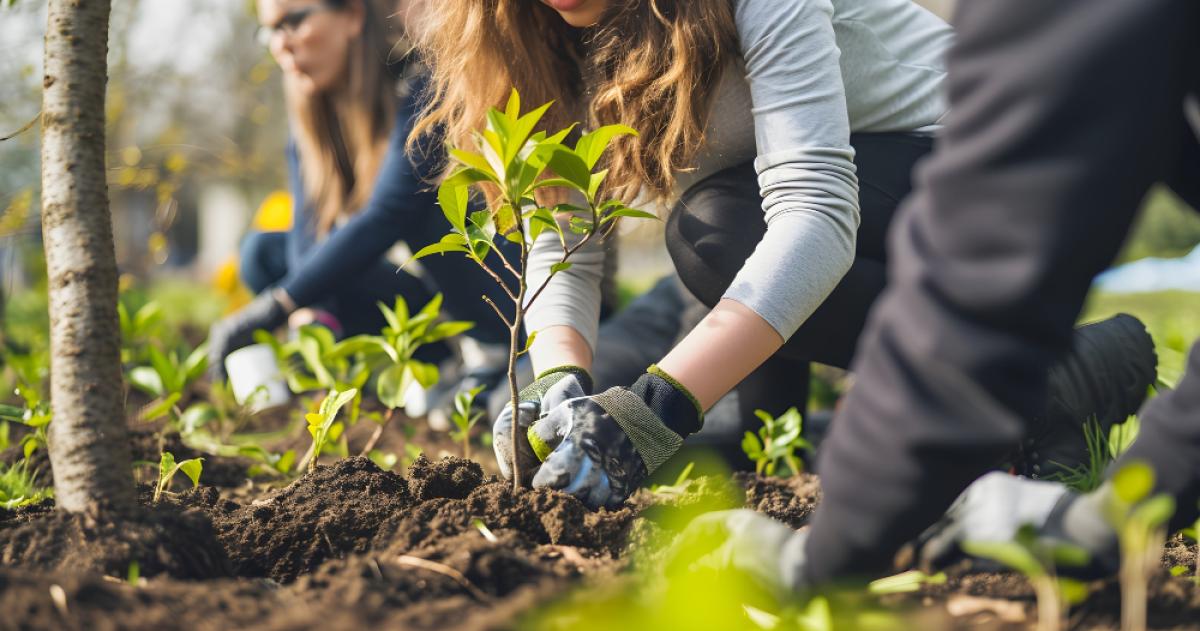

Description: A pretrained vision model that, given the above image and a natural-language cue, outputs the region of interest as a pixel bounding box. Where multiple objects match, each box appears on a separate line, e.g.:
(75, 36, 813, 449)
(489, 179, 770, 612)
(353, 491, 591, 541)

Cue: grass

(0, 460, 52, 509)
(1082, 290, 1200, 389)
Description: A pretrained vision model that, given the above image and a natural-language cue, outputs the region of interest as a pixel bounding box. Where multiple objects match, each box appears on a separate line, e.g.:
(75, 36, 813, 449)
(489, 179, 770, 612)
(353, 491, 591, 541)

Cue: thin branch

(395, 555, 491, 602)
(481, 295, 513, 328)
(474, 256, 517, 302)
(0, 111, 40, 142)
(490, 233, 521, 281)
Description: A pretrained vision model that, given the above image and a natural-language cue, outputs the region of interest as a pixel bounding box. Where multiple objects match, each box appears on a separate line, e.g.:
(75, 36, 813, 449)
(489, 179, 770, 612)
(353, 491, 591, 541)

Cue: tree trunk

(41, 0, 135, 513)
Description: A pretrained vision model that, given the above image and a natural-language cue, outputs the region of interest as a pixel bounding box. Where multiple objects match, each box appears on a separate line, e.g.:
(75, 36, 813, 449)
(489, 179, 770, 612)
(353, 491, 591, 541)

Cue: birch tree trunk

(41, 0, 135, 513)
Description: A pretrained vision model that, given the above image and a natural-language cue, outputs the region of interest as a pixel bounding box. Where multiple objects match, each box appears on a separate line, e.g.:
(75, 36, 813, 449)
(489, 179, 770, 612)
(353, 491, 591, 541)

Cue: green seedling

(352, 294, 472, 455)
(302, 388, 357, 473)
(153, 451, 203, 502)
(127, 560, 140, 587)
(649, 461, 696, 500)
(962, 524, 1091, 631)
(255, 325, 371, 425)
(118, 299, 165, 364)
(1102, 460, 1177, 631)
(742, 407, 812, 477)
(866, 569, 947, 595)
(0, 460, 52, 509)
(448, 385, 485, 459)
(127, 342, 208, 425)
(472, 518, 498, 543)
(1, 385, 51, 461)
(410, 89, 654, 491)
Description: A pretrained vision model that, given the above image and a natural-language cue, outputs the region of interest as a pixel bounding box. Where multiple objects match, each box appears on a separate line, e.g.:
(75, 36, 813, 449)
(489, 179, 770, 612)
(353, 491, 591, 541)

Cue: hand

(492, 366, 591, 485)
(529, 365, 703, 508)
(206, 291, 288, 382)
(916, 471, 1116, 577)
(665, 509, 809, 600)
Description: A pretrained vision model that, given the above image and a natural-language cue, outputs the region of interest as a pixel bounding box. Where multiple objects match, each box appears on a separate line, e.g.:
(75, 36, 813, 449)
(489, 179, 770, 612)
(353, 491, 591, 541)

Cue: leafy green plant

(742, 407, 812, 477)
(302, 388, 357, 473)
(118, 299, 165, 364)
(410, 89, 653, 490)
(153, 451, 203, 502)
(353, 294, 472, 455)
(0, 387, 51, 461)
(962, 524, 1090, 631)
(0, 460, 52, 509)
(448, 385, 485, 459)
(1103, 460, 1177, 631)
(255, 325, 371, 421)
(649, 461, 696, 500)
(127, 343, 208, 425)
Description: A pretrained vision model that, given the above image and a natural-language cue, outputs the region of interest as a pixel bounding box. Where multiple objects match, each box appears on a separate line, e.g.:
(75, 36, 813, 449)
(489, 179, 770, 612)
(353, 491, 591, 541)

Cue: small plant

(0, 388, 51, 461)
(302, 388, 357, 473)
(1103, 460, 1177, 631)
(742, 407, 812, 477)
(649, 461, 696, 500)
(962, 524, 1091, 631)
(127, 343, 208, 425)
(410, 89, 654, 491)
(354, 294, 472, 455)
(255, 325, 371, 422)
(448, 385, 485, 459)
(153, 451, 203, 502)
(118, 299, 165, 364)
(0, 460, 53, 509)
(866, 569, 948, 595)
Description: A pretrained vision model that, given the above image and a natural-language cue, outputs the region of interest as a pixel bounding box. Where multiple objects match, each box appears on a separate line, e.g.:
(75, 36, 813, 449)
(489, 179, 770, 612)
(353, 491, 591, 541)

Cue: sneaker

(1015, 313, 1157, 479)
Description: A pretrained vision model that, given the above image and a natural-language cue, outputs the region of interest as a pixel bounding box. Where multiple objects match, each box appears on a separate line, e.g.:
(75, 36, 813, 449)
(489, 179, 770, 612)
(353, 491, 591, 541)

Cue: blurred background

(0, 0, 1197, 391)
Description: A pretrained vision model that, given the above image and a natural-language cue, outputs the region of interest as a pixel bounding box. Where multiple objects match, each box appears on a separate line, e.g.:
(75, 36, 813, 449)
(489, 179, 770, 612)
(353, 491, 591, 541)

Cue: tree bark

(41, 0, 135, 513)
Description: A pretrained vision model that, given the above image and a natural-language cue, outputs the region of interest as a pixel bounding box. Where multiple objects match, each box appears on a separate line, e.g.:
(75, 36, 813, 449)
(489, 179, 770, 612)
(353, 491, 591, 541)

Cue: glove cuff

(629, 365, 704, 438)
(521, 365, 593, 400)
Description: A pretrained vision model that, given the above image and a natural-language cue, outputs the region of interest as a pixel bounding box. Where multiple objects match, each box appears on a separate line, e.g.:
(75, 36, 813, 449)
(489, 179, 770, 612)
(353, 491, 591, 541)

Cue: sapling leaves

(305, 388, 357, 472)
(574, 124, 638, 170)
(743, 407, 811, 477)
(153, 451, 203, 502)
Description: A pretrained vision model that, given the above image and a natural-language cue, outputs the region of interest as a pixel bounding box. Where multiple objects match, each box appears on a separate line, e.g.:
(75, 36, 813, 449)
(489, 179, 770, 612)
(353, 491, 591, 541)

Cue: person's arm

(660, 0, 861, 408)
(523, 219, 606, 371)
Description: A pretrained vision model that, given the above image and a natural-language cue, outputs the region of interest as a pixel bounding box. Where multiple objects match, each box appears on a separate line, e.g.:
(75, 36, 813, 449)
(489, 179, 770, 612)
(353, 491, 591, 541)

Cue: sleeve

(279, 80, 438, 308)
(720, 0, 860, 341)
(522, 211, 606, 354)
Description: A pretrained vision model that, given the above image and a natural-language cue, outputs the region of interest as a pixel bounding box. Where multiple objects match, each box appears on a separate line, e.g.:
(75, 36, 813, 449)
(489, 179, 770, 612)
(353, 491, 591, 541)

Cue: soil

(2, 440, 1198, 630)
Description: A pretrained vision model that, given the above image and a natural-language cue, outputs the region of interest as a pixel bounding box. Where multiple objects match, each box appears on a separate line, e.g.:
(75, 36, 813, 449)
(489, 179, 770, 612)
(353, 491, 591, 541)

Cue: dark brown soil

(3, 447, 1198, 631)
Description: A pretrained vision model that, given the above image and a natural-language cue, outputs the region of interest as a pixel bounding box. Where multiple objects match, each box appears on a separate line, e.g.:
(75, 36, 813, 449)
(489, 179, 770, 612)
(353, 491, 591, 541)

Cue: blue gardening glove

(207, 291, 288, 382)
(529, 364, 703, 509)
(665, 509, 810, 600)
(492, 366, 592, 485)
(916, 472, 1119, 578)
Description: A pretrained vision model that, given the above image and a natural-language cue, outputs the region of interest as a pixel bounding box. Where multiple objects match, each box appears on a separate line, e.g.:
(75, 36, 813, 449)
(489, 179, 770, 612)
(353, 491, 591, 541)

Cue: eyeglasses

(255, 3, 334, 47)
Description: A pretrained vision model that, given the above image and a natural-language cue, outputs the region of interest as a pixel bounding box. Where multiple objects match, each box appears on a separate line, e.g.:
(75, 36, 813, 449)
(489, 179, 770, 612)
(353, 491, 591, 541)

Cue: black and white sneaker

(1015, 313, 1157, 479)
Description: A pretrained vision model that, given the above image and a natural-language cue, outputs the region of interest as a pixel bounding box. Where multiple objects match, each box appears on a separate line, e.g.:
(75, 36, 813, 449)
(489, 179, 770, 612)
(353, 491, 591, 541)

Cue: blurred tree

(40, 0, 135, 512)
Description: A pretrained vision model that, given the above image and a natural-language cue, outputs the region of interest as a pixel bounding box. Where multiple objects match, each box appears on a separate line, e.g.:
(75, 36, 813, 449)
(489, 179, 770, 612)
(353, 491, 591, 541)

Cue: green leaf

(960, 540, 1045, 578)
(159, 452, 177, 487)
(493, 203, 518, 236)
(504, 88, 521, 119)
(1058, 578, 1090, 605)
(438, 182, 470, 233)
(547, 148, 591, 190)
(1050, 543, 1092, 568)
(142, 393, 182, 422)
(601, 206, 659, 225)
(575, 124, 638, 169)
(377, 363, 413, 410)
(528, 208, 560, 243)
(1112, 461, 1156, 504)
(179, 403, 218, 434)
(427, 321, 475, 342)
(448, 149, 495, 178)
(741, 431, 763, 460)
(520, 329, 539, 356)
(128, 366, 165, 396)
(550, 262, 573, 274)
(409, 360, 440, 389)
(506, 101, 554, 165)
(177, 458, 204, 487)
(1131, 494, 1176, 529)
(133, 301, 164, 334)
(182, 344, 208, 384)
(587, 169, 607, 201)
(411, 233, 470, 260)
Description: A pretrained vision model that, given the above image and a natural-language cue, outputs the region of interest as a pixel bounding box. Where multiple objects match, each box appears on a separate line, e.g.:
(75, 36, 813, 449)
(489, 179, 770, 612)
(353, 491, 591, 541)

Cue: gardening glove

(665, 509, 810, 600)
(916, 472, 1118, 578)
(206, 290, 289, 383)
(492, 365, 592, 485)
(530, 364, 703, 509)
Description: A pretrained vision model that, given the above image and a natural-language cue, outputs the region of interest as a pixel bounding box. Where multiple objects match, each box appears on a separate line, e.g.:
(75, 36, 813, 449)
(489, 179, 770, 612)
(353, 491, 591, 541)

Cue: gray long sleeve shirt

(525, 0, 953, 352)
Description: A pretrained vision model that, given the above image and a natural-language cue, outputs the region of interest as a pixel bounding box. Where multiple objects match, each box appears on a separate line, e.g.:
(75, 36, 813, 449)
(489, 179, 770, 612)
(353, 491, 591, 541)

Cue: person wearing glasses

(207, 0, 523, 402)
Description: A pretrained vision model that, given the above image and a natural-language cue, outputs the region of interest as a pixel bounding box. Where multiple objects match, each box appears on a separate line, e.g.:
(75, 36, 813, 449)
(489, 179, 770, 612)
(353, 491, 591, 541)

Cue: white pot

(225, 344, 290, 411)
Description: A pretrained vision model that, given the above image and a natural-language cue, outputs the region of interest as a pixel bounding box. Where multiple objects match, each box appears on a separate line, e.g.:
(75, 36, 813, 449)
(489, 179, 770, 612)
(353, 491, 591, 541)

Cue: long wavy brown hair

(287, 0, 404, 235)
(409, 0, 739, 202)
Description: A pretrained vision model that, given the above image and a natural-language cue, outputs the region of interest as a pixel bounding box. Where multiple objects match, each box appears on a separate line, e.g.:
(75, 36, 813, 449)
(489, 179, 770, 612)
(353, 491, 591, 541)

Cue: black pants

(666, 133, 935, 422)
(801, 0, 1200, 581)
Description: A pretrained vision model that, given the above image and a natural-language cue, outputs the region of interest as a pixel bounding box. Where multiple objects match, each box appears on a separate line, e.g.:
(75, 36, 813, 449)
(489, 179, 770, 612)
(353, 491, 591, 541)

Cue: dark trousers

(666, 133, 936, 424)
(802, 0, 1200, 581)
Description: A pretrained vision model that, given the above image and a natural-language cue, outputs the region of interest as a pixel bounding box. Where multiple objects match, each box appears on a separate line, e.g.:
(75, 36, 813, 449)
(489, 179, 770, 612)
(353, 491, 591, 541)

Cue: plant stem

(509, 232, 530, 494)
(359, 408, 396, 457)
(1033, 576, 1062, 631)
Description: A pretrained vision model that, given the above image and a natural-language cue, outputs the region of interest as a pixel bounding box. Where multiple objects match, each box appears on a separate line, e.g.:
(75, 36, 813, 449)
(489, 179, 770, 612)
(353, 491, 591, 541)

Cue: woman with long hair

(412, 0, 1158, 506)
(207, 0, 518, 394)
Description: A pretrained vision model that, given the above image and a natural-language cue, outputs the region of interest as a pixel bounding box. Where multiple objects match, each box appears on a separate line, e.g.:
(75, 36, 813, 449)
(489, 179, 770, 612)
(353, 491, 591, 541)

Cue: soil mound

(213, 456, 412, 582)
